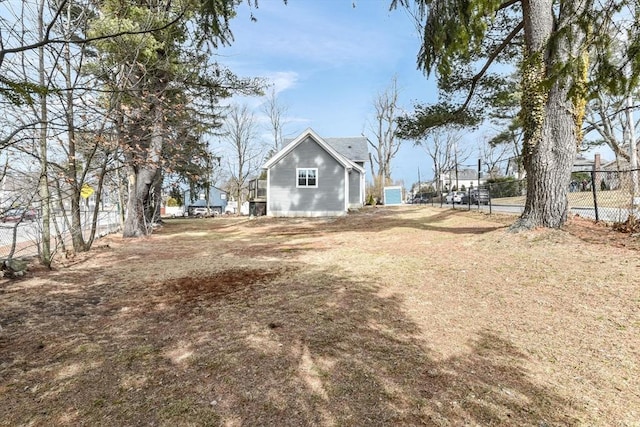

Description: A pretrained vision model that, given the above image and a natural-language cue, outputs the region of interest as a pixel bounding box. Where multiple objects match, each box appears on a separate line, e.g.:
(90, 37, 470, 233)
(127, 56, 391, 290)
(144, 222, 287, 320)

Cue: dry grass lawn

(1, 206, 639, 426)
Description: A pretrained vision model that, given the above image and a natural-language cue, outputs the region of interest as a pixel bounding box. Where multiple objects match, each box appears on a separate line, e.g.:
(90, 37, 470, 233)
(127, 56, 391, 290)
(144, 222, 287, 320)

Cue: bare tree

(221, 104, 264, 206)
(421, 130, 469, 193)
(584, 92, 639, 165)
(480, 137, 512, 179)
(367, 76, 402, 199)
(262, 87, 289, 154)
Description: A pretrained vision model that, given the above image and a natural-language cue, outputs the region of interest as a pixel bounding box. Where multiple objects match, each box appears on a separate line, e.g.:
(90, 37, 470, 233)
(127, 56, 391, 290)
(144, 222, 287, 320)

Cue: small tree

(262, 87, 289, 154)
(367, 76, 402, 199)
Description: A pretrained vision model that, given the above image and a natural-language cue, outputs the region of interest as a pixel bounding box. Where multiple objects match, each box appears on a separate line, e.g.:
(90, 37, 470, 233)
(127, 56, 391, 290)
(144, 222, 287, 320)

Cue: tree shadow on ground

(327, 208, 505, 235)
(148, 208, 503, 254)
(1, 263, 580, 426)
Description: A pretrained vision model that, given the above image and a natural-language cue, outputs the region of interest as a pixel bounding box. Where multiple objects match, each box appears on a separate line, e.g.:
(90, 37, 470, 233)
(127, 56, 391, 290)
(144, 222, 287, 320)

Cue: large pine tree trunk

(519, 88, 576, 228)
(123, 166, 157, 237)
(122, 101, 164, 237)
(514, 0, 584, 229)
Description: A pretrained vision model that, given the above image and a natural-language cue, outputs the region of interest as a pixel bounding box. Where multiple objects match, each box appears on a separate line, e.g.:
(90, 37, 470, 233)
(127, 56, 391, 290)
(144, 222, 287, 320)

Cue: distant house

(183, 185, 228, 215)
(573, 155, 597, 172)
(440, 169, 483, 191)
(261, 128, 367, 217)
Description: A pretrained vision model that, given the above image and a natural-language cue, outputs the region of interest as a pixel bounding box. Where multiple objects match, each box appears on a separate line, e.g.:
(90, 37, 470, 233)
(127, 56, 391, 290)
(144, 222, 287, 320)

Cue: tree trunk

(513, 0, 583, 229)
(122, 101, 164, 237)
(123, 165, 158, 237)
(518, 90, 576, 228)
(37, 0, 52, 266)
(84, 155, 110, 248)
(62, 0, 88, 252)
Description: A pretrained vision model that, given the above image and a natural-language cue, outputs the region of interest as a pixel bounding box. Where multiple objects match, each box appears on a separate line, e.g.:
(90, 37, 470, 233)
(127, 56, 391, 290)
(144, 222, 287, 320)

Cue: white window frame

(296, 168, 318, 188)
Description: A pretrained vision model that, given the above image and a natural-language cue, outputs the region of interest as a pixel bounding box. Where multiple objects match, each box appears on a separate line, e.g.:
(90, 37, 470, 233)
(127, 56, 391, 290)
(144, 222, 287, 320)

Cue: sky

(215, 0, 485, 188)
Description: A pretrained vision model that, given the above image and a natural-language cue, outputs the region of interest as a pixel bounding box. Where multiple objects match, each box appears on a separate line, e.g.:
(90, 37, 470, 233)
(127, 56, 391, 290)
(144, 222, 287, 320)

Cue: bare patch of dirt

(0, 206, 638, 426)
(167, 268, 285, 301)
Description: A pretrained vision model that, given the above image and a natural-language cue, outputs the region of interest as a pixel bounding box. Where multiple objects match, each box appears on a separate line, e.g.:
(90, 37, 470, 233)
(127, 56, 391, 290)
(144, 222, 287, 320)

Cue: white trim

(296, 167, 318, 188)
(360, 170, 366, 204)
(266, 168, 271, 216)
(344, 168, 349, 212)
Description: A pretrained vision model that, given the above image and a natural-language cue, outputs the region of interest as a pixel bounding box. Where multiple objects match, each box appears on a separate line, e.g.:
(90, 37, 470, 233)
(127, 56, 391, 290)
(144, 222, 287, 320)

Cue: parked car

(462, 189, 491, 205)
(188, 206, 223, 218)
(445, 191, 465, 204)
(1, 208, 37, 223)
(191, 207, 210, 218)
(412, 196, 429, 204)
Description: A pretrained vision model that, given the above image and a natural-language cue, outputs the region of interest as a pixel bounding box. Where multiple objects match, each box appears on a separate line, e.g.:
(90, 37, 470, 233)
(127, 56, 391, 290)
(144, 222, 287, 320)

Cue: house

(440, 168, 483, 191)
(261, 128, 367, 217)
(573, 155, 597, 172)
(599, 154, 638, 191)
(183, 185, 228, 215)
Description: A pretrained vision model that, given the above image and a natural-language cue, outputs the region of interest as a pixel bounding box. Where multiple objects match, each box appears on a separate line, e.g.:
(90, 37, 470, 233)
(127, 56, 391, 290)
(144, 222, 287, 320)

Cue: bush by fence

(485, 177, 526, 198)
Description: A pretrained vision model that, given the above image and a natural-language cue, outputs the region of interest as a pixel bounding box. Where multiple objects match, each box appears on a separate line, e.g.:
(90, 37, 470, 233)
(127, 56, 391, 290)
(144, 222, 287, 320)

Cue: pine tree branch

(458, 20, 524, 113)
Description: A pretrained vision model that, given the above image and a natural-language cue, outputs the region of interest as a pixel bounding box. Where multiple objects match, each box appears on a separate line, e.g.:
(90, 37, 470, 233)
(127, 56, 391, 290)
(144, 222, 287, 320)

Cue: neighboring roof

(573, 156, 595, 170)
(602, 159, 632, 170)
(442, 169, 478, 181)
(264, 128, 365, 173)
(184, 185, 227, 195)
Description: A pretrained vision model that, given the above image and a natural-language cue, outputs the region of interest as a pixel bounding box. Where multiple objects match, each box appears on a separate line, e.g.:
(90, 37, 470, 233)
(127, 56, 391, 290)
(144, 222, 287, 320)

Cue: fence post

(590, 170, 599, 222)
(488, 183, 492, 215)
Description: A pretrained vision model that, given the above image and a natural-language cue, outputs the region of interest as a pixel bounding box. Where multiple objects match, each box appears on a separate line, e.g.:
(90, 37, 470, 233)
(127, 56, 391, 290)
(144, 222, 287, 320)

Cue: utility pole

(454, 144, 459, 191)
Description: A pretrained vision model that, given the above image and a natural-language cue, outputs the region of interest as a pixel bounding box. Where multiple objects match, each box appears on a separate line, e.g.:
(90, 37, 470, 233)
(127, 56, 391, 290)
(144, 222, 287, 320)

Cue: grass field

(1, 207, 638, 426)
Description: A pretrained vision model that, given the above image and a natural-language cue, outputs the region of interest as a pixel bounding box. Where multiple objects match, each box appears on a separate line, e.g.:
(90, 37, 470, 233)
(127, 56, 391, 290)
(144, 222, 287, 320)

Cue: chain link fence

(0, 210, 122, 260)
(445, 169, 640, 224)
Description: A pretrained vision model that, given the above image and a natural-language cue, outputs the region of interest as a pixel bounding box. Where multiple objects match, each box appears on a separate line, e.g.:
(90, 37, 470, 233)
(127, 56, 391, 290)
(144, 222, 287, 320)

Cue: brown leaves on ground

(0, 206, 639, 426)
(611, 215, 640, 235)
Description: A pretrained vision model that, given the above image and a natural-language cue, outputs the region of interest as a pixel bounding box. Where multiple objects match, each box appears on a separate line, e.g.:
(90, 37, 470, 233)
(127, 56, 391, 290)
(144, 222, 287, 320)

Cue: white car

(191, 207, 210, 217)
(445, 191, 465, 204)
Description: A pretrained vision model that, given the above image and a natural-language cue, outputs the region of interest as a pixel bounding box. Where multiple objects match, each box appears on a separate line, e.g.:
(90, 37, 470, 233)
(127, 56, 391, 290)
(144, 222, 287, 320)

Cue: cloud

(264, 71, 299, 95)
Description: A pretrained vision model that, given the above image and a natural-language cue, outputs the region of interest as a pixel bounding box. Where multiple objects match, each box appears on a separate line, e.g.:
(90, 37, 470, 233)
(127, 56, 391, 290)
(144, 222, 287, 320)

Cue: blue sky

(216, 0, 483, 187)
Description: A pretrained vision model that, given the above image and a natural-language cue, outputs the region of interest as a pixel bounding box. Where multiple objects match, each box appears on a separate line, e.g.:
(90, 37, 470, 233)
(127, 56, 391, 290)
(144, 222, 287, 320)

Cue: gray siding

(348, 170, 361, 206)
(268, 137, 345, 215)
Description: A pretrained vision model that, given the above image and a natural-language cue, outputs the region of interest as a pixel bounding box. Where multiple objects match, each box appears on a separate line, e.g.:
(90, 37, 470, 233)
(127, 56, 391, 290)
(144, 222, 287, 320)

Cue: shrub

(486, 177, 523, 198)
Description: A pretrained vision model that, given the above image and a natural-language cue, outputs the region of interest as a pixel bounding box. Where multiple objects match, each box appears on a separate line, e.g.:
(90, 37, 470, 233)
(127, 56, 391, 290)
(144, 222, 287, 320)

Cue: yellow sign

(81, 184, 94, 199)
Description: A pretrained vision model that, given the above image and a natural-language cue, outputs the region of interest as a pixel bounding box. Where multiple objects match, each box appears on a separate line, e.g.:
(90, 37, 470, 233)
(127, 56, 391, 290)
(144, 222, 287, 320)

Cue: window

(297, 168, 318, 188)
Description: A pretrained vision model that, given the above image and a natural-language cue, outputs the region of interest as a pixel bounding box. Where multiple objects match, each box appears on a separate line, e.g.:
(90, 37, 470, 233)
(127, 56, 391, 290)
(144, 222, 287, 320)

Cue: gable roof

(263, 128, 365, 173)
